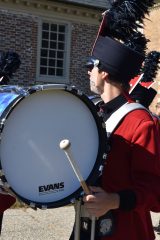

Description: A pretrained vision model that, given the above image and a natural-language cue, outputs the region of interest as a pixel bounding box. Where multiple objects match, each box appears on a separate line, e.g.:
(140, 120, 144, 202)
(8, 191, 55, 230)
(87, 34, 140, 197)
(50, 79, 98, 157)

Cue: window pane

(50, 41, 57, 49)
(48, 68, 55, 75)
(59, 25, 65, 33)
(58, 42, 64, 50)
(40, 58, 47, 66)
(51, 24, 57, 32)
(42, 40, 48, 48)
(42, 31, 49, 39)
(49, 59, 55, 67)
(57, 60, 63, 68)
(56, 68, 63, 76)
(58, 34, 65, 41)
(40, 67, 47, 75)
(41, 49, 48, 57)
(49, 50, 56, 58)
(57, 51, 64, 59)
(42, 23, 49, 30)
(50, 33, 57, 40)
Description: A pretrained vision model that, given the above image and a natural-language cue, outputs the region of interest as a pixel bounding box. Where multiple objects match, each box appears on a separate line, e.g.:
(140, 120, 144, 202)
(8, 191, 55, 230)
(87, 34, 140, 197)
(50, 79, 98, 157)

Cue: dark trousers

(69, 227, 93, 240)
(0, 213, 3, 235)
(69, 219, 98, 240)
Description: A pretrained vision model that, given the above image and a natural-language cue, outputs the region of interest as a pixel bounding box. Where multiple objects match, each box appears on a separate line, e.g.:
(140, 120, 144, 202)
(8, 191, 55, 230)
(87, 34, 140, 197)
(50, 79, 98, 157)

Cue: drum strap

(105, 102, 146, 134)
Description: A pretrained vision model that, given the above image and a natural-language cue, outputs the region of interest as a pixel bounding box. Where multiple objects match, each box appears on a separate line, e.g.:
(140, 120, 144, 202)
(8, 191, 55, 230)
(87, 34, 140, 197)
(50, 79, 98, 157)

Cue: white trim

(129, 74, 143, 94)
(0, 0, 100, 24)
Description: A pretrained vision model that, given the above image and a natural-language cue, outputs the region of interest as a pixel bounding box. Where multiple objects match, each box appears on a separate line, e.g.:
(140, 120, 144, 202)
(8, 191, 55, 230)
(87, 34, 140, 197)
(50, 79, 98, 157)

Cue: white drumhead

(0, 88, 99, 205)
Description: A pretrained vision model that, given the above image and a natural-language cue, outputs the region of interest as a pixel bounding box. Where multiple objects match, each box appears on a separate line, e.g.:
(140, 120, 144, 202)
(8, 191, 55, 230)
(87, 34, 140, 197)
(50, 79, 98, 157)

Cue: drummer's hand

(83, 186, 120, 218)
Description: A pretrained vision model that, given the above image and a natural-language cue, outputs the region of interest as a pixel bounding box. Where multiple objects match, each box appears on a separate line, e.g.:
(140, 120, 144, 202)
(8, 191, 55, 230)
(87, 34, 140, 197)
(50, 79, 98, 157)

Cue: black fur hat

(130, 51, 160, 108)
(140, 51, 160, 83)
(0, 50, 21, 85)
(90, 0, 155, 83)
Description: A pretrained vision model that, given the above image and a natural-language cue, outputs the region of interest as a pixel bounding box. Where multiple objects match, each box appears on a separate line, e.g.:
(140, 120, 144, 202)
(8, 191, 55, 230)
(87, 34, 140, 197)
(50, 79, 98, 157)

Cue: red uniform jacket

(0, 192, 16, 213)
(101, 109, 160, 240)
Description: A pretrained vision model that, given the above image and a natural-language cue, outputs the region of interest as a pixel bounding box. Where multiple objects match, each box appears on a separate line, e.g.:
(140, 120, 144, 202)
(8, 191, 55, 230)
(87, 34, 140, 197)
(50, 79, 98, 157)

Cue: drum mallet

(59, 139, 96, 240)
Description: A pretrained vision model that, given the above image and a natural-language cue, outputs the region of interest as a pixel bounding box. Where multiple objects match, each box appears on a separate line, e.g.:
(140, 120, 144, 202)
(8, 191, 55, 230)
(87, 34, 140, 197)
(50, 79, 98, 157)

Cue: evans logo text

(39, 182, 64, 195)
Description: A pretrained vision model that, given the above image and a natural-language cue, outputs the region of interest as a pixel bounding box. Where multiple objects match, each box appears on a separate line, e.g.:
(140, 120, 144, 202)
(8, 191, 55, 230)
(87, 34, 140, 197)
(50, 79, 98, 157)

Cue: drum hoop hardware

(70, 198, 76, 204)
(41, 205, 47, 210)
(97, 111, 103, 117)
(0, 85, 28, 96)
(98, 165, 104, 176)
(3, 182, 10, 188)
(65, 85, 76, 92)
(0, 170, 4, 177)
(0, 96, 24, 132)
(65, 85, 83, 97)
(0, 119, 5, 132)
(103, 153, 108, 159)
(29, 84, 66, 92)
(29, 202, 36, 209)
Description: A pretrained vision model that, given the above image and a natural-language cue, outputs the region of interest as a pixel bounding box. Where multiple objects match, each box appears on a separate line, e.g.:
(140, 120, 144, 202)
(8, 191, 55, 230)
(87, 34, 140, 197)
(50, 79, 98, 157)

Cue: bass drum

(0, 84, 107, 209)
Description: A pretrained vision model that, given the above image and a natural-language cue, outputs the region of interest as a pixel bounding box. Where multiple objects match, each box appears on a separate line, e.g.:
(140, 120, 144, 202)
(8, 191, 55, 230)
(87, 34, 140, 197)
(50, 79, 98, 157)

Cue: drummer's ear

(101, 71, 109, 81)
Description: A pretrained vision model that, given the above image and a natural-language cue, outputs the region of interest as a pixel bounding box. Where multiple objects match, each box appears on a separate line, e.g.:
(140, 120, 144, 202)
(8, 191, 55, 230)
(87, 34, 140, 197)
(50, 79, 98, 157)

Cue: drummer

(69, 1, 160, 240)
(84, 36, 160, 239)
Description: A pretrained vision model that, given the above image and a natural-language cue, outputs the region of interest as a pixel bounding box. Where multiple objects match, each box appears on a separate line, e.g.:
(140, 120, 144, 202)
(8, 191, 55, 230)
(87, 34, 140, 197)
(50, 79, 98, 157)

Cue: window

(37, 20, 71, 83)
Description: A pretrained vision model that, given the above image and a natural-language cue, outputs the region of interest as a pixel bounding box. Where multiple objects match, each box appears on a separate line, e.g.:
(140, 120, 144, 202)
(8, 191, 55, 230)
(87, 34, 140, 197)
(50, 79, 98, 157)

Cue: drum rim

(0, 85, 107, 208)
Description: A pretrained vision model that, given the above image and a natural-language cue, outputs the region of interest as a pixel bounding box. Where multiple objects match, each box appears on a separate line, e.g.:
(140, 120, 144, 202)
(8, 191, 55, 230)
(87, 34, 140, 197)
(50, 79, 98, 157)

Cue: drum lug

(3, 182, 10, 188)
(99, 165, 104, 172)
(97, 111, 103, 117)
(0, 118, 5, 131)
(30, 202, 36, 209)
(99, 165, 104, 176)
(0, 170, 4, 177)
(41, 205, 47, 210)
(29, 85, 43, 92)
(70, 198, 76, 204)
(0, 178, 3, 186)
(77, 90, 83, 96)
(103, 153, 108, 159)
(66, 85, 75, 92)
(0, 180, 11, 189)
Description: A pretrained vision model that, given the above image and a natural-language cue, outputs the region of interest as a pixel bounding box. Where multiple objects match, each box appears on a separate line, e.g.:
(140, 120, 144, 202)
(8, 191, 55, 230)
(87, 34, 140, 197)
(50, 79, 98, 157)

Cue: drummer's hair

(98, 65, 130, 91)
(108, 74, 130, 91)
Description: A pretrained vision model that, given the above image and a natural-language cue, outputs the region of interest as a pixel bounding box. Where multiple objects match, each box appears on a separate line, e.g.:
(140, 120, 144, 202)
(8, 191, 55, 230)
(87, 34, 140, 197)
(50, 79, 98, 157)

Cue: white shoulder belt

(105, 102, 146, 134)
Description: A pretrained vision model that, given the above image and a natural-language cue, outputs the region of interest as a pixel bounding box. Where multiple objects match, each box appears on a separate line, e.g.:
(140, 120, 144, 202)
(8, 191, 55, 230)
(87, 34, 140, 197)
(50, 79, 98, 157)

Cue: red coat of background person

(0, 193, 16, 213)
